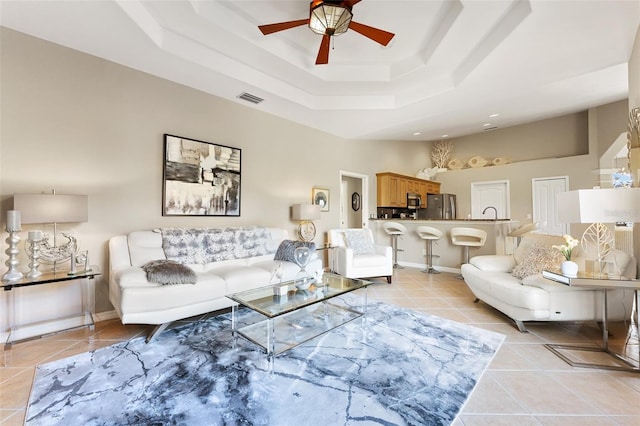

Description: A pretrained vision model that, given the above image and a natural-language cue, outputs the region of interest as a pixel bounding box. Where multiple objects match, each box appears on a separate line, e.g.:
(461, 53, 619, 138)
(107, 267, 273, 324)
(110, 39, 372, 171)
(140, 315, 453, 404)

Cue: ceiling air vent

(237, 92, 264, 104)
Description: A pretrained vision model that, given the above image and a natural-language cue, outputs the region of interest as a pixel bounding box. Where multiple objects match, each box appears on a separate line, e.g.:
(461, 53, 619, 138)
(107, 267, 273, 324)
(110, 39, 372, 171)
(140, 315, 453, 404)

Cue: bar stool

(383, 222, 406, 269)
(416, 226, 443, 274)
(450, 227, 487, 278)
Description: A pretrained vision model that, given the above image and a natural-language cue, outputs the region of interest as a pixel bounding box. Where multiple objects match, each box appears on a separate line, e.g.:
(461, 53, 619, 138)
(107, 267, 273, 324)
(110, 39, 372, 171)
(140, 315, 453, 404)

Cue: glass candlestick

(26, 232, 43, 278)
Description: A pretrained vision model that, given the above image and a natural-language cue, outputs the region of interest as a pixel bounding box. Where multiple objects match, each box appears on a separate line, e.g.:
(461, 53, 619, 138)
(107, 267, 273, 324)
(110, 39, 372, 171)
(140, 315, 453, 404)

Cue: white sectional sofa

(109, 227, 322, 341)
(461, 233, 636, 332)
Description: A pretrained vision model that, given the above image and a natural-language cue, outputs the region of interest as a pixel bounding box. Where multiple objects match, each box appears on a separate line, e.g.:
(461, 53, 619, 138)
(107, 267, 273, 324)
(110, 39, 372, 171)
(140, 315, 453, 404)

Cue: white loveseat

(327, 228, 393, 283)
(461, 233, 636, 332)
(109, 227, 322, 341)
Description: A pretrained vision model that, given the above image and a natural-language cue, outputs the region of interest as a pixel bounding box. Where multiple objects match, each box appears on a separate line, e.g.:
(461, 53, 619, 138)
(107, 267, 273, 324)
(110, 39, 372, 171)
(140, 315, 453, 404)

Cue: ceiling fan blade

(348, 21, 395, 46)
(258, 19, 309, 35)
(315, 34, 331, 65)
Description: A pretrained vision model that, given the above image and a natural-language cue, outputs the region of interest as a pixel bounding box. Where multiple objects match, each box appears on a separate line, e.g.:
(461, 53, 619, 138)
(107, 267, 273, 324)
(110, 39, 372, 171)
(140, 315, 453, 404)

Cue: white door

(532, 176, 568, 235)
(470, 180, 510, 219)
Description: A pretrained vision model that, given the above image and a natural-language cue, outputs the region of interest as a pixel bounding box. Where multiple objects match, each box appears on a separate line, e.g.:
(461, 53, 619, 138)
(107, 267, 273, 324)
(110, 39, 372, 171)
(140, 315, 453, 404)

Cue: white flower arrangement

(552, 234, 579, 261)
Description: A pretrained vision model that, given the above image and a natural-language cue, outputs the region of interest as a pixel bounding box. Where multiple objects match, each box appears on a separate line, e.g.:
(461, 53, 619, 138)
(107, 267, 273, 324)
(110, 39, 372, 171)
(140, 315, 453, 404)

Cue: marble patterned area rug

(26, 298, 504, 426)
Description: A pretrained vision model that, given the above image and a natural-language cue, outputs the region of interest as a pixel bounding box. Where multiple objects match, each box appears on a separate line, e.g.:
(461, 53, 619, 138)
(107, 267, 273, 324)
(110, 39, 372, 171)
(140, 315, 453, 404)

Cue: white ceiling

(1, 0, 639, 141)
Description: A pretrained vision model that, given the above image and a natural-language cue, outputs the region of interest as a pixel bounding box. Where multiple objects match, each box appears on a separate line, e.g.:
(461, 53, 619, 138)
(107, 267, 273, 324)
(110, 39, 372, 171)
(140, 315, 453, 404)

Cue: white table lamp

(557, 188, 640, 276)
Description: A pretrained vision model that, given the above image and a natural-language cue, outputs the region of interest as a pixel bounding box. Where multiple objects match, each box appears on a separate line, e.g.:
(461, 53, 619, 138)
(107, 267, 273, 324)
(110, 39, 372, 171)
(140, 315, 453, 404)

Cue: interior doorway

(339, 171, 369, 229)
(532, 176, 569, 235)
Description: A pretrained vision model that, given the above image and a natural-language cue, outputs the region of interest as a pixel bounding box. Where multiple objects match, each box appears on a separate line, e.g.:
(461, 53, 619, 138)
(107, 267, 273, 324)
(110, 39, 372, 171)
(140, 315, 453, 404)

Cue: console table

(2, 266, 100, 349)
(542, 270, 639, 373)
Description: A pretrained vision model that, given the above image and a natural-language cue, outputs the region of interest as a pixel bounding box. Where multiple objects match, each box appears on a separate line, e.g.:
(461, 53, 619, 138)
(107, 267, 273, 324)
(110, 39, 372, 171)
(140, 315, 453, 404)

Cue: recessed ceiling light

(413, 132, 421, 136)
(489, 113, 500, 118)
(441, 134, 449, 138)
(483, 123, 492, 127)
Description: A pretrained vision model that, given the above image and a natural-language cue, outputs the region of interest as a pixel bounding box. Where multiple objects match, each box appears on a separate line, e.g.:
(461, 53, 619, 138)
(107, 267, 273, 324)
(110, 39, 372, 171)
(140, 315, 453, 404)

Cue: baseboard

(95, 310, 119, 322)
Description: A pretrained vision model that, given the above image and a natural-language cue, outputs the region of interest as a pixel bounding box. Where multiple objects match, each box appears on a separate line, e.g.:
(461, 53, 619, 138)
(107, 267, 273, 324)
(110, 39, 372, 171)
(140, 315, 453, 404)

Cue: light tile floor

(1, 268, 638, 425)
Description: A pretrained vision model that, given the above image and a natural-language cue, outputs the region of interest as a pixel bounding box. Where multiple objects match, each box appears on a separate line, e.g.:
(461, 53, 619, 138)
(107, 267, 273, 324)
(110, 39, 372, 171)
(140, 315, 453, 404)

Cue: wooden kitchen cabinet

(376, 172, 440, 208)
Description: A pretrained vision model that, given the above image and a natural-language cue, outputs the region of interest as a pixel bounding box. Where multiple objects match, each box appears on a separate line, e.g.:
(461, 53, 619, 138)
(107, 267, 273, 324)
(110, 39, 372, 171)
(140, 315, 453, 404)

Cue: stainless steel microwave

(407, 193, 421, 209)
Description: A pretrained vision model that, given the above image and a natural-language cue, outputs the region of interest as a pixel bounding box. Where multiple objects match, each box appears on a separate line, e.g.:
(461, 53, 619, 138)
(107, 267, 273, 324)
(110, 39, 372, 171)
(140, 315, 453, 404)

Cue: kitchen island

(369, 219, 519, 273)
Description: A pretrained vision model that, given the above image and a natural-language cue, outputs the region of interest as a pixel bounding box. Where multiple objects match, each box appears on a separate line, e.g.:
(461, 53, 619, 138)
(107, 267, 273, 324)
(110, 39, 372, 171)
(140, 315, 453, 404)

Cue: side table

(542, 270, 639, 373)
(2, 266, 100, 349)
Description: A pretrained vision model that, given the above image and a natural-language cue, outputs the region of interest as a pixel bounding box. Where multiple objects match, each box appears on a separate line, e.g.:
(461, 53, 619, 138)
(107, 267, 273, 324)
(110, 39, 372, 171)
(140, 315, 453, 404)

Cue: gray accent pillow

(274, 240, 316, 262)
(142, 259, 197, 285)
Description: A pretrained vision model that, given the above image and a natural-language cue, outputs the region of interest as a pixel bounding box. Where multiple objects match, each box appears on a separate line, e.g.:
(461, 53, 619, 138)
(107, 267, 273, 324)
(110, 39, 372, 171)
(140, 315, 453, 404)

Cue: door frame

(339, 170, 369, 229)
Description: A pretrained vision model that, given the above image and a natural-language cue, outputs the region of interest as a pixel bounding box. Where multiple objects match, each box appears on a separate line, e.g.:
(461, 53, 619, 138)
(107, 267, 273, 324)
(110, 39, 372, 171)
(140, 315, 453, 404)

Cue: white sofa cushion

(128, 231, 165, 267)
(469, 255, 516, 272)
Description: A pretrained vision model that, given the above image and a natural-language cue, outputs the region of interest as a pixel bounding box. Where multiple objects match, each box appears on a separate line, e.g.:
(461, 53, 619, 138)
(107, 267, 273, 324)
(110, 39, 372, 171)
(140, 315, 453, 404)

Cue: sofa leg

(146, 322, 170, 343)
(473, 298, 479, 303)
(386, 276, 392, 284)
(514, 320, 528, 333)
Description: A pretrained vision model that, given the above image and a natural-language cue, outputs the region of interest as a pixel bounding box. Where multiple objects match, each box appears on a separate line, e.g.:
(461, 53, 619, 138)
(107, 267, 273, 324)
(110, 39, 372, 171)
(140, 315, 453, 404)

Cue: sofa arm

(469, 255, 516, 272)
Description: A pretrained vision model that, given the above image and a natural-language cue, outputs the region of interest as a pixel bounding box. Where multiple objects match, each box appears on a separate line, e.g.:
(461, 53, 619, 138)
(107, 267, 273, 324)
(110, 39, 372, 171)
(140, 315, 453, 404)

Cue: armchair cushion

(343, 230, 375, 254)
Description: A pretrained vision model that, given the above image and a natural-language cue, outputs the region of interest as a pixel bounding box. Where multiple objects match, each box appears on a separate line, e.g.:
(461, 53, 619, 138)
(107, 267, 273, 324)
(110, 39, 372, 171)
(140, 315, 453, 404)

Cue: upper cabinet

(376, 172, 440, 208)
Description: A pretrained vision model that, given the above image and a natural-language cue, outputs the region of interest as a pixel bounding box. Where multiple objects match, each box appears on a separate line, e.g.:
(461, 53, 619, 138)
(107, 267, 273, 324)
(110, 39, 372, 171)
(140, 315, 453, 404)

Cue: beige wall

(0, 26, 633, 323)
(434, 101, 627, 223)
(0, 28, 429, 316)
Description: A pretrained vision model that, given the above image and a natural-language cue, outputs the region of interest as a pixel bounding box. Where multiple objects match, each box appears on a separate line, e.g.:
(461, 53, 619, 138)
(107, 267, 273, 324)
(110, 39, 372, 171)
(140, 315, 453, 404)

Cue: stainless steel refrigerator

(423, 193, 457, 219)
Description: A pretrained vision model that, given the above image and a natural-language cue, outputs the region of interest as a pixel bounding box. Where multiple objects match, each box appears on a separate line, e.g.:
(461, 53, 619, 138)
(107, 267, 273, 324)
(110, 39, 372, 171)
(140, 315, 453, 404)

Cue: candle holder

(26, 233, 43, 278)
(3, 230, 24, 282)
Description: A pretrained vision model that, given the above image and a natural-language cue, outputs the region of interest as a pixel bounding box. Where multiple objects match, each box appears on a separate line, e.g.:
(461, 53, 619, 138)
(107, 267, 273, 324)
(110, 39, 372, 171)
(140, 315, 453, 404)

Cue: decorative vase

(561, 260, 578, 277)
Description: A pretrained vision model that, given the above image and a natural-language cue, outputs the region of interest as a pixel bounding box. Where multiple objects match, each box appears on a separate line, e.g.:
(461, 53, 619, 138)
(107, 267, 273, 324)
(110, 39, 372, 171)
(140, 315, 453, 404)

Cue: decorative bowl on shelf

(294, 276, 314, 290)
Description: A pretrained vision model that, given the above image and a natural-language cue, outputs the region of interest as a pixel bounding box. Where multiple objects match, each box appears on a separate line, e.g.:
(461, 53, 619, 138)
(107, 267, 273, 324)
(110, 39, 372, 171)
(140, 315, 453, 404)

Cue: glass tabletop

(226, 273, 371, 318)
(1, 266, 101, 290)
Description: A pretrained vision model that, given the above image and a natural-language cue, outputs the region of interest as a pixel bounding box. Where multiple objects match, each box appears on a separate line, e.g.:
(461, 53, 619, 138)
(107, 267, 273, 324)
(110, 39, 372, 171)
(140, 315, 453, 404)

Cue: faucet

(482, 206, 498, 220)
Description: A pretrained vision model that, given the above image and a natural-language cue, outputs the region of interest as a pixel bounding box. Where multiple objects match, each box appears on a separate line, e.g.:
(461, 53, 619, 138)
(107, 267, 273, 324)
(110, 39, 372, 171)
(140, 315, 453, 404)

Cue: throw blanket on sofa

(161, 227, 276, 264)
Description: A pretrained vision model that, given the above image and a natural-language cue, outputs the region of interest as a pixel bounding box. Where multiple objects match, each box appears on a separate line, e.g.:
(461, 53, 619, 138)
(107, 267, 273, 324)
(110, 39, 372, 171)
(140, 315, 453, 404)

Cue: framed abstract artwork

(163, 134, 241, 216)
(312, 187, 330, 212)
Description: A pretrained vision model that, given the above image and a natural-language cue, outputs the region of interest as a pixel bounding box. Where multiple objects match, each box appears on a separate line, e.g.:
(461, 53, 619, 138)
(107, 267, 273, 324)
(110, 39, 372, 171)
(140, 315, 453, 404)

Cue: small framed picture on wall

(312, 187, 330, 212)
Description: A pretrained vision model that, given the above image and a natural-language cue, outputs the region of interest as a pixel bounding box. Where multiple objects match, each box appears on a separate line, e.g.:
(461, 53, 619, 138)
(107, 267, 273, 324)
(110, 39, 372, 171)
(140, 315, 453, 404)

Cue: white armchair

(327, 228, 393, 283)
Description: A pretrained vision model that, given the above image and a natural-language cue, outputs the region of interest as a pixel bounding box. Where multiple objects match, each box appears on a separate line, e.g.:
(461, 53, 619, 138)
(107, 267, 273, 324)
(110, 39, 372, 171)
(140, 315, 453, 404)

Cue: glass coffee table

(226, 273, 371, 365)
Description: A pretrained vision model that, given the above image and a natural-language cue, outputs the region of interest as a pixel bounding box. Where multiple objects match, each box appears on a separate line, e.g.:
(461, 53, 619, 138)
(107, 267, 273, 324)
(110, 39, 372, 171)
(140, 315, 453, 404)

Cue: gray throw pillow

(142, 259, 197, 285)
(274, 240, 316, 262)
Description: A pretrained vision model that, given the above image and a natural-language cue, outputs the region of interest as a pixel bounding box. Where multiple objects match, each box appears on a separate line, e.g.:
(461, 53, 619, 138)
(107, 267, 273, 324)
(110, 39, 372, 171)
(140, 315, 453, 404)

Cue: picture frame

(163, 134, 241, 216)
(312, 187, 330, 212)
(351, 192, 360, 211)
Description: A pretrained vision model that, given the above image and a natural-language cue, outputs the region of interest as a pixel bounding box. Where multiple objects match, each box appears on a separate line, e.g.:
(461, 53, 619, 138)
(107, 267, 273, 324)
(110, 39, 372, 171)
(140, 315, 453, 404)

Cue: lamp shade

(14, 193, 88, 224)
(292, 204, 321, 221)
(557, 188, 640, 224)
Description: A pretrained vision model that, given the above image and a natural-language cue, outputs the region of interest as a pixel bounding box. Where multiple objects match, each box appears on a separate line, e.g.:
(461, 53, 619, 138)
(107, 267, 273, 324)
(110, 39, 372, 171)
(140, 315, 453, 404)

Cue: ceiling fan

(258, 0, 395, 65)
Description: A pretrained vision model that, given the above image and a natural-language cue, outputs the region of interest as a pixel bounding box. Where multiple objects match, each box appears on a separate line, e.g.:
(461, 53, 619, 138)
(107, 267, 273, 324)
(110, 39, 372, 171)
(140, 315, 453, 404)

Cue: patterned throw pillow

(142, 259, 197, 285)
(511, 243, 563, 280)
(343, 230, 375, 255)
(274, 240, 316, 262)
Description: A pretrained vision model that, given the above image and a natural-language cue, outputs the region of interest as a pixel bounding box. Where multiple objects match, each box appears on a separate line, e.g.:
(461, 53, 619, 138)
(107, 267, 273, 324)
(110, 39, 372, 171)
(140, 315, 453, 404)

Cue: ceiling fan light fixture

(309, 2, 353, 36)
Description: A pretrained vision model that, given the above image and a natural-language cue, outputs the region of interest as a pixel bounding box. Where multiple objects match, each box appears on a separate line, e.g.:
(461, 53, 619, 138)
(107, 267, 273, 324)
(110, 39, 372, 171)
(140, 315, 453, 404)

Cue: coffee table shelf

(226, 273, 371, 364)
